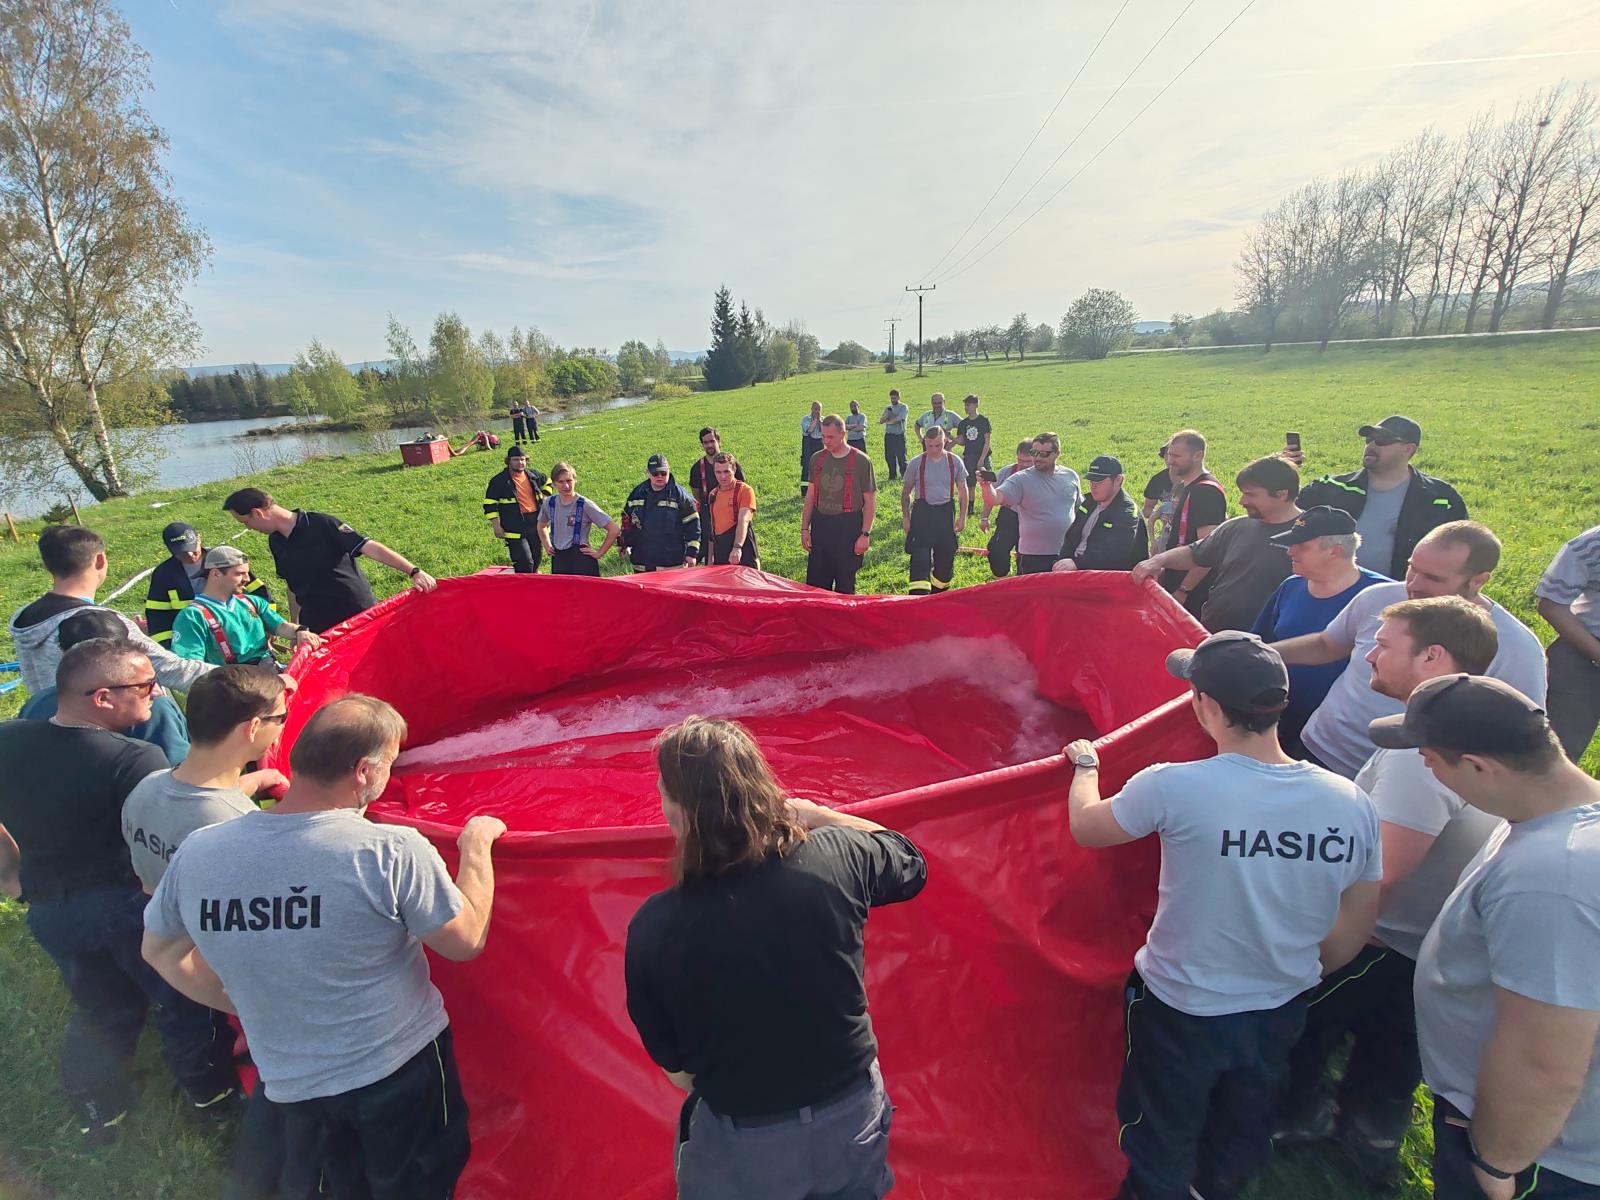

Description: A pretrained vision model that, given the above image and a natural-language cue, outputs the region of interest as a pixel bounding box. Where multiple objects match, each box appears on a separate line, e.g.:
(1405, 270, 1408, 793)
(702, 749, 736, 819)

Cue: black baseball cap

(1369, 674, 1551, 754)
(1357, 415, 1422, 446)
(1270, 505, 1357, 546)
(505, 447, 527, 463)
(1167, 631, 1289, 712)
(646, 453, 669, 473)
(57, 608, 131, 650)
(1085, 455, 1124, 481)
(162, 521, 200, 554)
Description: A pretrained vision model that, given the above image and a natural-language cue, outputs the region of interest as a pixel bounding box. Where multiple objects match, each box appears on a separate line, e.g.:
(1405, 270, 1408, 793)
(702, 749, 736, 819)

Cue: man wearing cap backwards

(1270, 520, 1547, 778)
(1251, 507, 1388, 755)
(482, 446, 551, 574)
(1292, 415, 1468, 580)
(1053, 455, 1148, 572)
(145, 522, 273, 647)
(1132, 455, 1302, 633)
(1275, 596, 1502, 1185)
(1369, 676, 1600, 1200)
(1065, 631, 1381, 1200)
(900, 425, 969, 595)
(621, 454, 701, 572)
(170, 547, 323, 667)
(978, 431, 1080, 574)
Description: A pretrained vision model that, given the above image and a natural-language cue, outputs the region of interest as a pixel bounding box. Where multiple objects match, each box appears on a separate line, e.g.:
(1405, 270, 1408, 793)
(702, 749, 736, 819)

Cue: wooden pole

(4, 511, 17, 541)
(68, 495, 81, 524)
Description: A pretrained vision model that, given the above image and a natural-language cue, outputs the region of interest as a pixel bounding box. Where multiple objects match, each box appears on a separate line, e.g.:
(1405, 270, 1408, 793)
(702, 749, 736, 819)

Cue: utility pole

(883, 318, 899, 371)
(905, 284, 935, 377)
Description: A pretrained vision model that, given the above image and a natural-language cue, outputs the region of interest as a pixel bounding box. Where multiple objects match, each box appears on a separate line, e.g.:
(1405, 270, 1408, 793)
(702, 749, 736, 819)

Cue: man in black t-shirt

(626, 717, 925, 1199)
(222, 487, 438, 633)
(0, 641, 237, 1144)
(953, 394, 992, 516)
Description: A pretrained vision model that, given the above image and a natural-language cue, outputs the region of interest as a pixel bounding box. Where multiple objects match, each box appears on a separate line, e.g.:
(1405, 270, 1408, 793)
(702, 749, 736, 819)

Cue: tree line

(1235, 83, 1600, 350)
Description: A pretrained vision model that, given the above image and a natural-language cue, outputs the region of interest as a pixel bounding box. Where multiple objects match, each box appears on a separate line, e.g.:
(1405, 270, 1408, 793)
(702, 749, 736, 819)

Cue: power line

(916, 0, 1135, 284)
(929, 0, 1200, 285)
(939, 0, 1258, 286)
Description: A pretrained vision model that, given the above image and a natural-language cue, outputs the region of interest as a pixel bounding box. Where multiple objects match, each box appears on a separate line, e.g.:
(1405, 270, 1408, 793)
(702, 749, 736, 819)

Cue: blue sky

(132, 1, 1600, 365)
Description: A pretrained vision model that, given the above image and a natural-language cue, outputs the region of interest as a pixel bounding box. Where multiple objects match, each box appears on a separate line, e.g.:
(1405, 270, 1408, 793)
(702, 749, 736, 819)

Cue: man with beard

(1275, 597, 1503, 1187)
(1292, 416, 1467, 580)
(1269, 522, 1546, 778)
(978, 432, 1079, 575)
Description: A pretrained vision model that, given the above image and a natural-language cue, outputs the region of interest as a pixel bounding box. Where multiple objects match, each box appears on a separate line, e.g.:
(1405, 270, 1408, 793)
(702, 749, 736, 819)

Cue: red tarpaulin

(267, 567, 1211, 1200)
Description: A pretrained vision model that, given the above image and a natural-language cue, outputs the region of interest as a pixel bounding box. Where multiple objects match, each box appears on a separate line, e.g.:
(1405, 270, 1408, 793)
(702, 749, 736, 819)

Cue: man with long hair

(625, 717, 926, 1200)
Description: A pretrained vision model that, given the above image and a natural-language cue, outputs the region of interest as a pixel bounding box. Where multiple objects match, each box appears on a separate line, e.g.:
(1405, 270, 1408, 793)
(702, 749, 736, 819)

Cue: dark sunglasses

(1364, 436, 1401, 447)
(260, 710, 290, 725)
(87, 677, 157, 697)
(649, 470, 670, 477)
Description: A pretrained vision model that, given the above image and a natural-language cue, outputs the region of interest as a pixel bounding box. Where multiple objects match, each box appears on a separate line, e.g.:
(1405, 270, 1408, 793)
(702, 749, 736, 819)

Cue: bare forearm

(450, 845, 498, 955)
(1272, 631, 1345, 666)
(1540, 600, 1600, 665)
(0, 823, 20, 899)
(1066, 770, 1104, 839)
(1472, 1027, 1592, 1172)
(147, 941, 235, 1013)
(361, 540, 418, 576)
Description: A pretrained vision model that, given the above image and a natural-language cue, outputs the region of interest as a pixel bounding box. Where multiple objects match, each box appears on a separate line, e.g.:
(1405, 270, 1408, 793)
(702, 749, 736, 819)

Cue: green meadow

(2, 334, 1597, 1198)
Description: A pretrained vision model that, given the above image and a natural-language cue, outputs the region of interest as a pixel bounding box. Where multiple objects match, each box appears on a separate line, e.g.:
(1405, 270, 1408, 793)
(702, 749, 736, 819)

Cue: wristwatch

(408, 566, 422, 578)
(1469, 1135, 1516, 1182)
(1073, 751, 1099, 770)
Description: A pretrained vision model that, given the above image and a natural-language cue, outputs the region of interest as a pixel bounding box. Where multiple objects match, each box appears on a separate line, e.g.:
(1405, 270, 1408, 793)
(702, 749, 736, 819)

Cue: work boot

(1337, 1112, 1405, 1194)
(77, 1099, 129, 1149)
(1271, 1093, 1338, 1146)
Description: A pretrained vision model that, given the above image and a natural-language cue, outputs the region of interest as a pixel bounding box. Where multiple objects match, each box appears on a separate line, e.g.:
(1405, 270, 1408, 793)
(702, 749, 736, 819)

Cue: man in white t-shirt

(1372, 676, 1600, 1200)
(1276, 596, 1503, 1186)
(1066, 631, 1381, 1200)
(1270, 521, 1547, 778)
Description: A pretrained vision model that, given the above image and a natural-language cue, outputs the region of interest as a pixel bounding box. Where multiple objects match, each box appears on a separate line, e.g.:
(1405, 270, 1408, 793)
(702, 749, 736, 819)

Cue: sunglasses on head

(87, 677, 157, 698)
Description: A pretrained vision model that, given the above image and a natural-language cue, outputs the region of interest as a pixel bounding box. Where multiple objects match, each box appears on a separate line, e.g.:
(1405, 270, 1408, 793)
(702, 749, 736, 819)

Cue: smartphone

(1286, 431, 1301, 451)
(977, 467, 997, 483)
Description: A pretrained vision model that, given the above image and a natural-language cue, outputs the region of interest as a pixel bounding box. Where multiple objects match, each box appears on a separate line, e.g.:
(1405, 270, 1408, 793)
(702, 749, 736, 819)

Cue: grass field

(2, 335, 1597, 1198)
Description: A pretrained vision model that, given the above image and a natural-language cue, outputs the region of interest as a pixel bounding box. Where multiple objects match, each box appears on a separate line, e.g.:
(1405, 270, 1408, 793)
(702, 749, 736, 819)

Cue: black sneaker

(78, 1101, 128, 1149)
(1271, 1095, 1338, 1146)
(1338, 1118, 1404, 1192)
(183, 1085, 241, 1126)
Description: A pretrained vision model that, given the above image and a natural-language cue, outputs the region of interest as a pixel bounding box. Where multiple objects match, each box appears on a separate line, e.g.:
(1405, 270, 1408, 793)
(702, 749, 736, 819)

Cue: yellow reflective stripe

(504, 531, 522, 539)
(145, 600, 180, 611)
(150, 629, 173, 643)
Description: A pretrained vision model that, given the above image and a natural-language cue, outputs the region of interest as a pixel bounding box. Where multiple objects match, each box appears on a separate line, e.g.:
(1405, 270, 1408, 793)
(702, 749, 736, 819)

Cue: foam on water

(398, 633, 1066, 771)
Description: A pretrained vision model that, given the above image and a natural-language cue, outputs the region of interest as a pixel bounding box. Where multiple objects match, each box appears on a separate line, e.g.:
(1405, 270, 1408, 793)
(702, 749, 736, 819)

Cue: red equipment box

(400, 437, 451, 467)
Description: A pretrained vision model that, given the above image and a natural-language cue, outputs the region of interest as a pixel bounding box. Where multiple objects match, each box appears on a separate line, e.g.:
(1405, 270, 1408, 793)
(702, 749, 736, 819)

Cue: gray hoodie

(7, 597, 212, 696)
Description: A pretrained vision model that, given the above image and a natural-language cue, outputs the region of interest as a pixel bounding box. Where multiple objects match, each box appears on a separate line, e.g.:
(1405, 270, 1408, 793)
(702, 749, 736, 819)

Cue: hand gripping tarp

(268, 567, 1211, 1199)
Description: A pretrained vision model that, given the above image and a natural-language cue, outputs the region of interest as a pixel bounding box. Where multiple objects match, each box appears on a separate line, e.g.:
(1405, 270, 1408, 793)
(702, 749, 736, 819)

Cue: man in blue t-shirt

(1252, 507, 1388, 756)
(1064, 631, 1381, 1200)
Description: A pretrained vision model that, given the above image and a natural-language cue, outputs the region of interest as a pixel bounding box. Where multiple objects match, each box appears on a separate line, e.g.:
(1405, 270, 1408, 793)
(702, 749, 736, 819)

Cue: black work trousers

(1116, 970, 1305, 1200)
(1017, 552, 1061, 575)
(883, 433, 907, 480)
(26, 883, 236, 1120)
(550, 546, 601, 576)
(511, 415, 530, 442)
(712, 524, 759, 567)
(806, 511, 865, 594)
(986, 509, 1019, 577)
(907, 500, 956, 594)
(1432, 1097, 1600, 1199)
(277, 1028, 471, 1200)
(504, 531, 542, 574)
(1280, 944, 1419, 1148)
(800, 436, 824, 494)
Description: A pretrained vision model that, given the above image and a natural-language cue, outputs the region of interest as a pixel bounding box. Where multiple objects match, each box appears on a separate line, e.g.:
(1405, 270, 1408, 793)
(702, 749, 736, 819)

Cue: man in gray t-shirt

(1276, 597, 1503, 1176)
(1369, 675, 1600, 1197)
(1065, 631, 1380, 1200)
(1536, 525, 1600, 760)
(142, 695, 508, 1198)
(981, 432, 1079, 574)
(900, 426, 969, 595)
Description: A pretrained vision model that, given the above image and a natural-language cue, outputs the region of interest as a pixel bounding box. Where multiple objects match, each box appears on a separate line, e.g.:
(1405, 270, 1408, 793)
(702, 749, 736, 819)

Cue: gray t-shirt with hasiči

(1111, 753, 1381, 1017)
(1189, 515, 1297, 633)
(145, 807, 465, 1103)
(994, 466, 1081, 556)
(1415, 803, 1600, 1186)
(1300, 582, 1549, 779)
(1354, 475, 1410, 576)
(544, 494, 612, 551)
(122, 769, 256, 891)
(903, 452, 968, 507)
(1356, 747, 1504, 961)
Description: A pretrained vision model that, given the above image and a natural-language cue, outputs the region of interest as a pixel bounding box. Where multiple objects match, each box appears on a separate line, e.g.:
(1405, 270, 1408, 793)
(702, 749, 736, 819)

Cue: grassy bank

(2, 335, 1597, 1198)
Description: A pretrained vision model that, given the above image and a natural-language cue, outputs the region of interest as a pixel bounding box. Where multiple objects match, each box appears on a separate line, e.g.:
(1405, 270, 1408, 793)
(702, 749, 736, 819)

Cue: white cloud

(182, 0, 1600, 360)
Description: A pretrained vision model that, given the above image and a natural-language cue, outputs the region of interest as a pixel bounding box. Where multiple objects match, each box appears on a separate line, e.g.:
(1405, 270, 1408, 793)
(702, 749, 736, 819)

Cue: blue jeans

(676, 1061, 894, 1200)
(27, 883, 234, 1117)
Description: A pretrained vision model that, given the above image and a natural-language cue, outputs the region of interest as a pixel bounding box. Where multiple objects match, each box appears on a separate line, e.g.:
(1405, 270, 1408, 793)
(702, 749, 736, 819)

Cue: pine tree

(703, 286, 744, 390)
